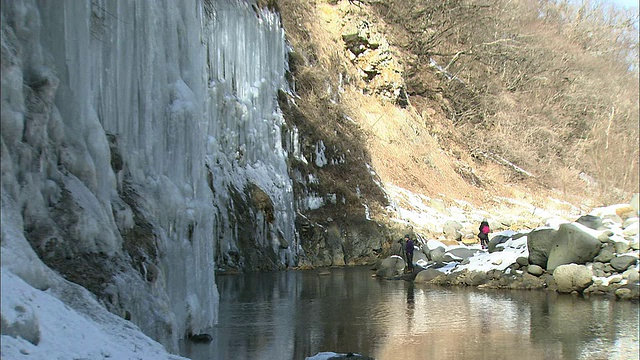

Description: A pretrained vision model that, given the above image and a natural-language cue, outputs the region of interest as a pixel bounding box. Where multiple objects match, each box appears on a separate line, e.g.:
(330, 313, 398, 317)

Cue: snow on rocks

(1, 270, 185, 360)
(380, 187, 639, 299)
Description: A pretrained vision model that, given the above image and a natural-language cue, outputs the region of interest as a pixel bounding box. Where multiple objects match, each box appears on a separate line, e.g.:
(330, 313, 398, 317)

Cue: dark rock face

(297, 215, 388, 268)
(221, 184, 283, 272)
(527, 228, 557, 268)
(328, 353, 374, 360)
(188, 333, 213, 343)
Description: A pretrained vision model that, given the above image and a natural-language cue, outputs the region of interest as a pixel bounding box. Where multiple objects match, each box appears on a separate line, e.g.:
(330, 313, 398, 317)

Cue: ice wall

(203, 1, 297, 269)
(1, 0, 295, 352)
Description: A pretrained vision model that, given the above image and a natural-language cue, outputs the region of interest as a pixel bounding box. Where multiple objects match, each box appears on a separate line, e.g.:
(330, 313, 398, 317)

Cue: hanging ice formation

(1, 0, 295, 353)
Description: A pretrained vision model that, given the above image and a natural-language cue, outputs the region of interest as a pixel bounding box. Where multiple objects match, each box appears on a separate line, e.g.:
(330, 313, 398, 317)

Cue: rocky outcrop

(386, 198, 639, 300)
(296, 215, 388, 268)
(546, 223, 601, 272)
(341, 20, 405, 104)
(526, 223, 601, 271)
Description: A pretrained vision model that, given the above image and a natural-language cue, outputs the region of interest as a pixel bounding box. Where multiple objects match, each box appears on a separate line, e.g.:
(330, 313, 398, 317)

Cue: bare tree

(370, 0, 639, 198)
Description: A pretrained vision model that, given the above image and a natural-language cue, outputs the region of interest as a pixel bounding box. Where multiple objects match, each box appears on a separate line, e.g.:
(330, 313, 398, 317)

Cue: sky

(612, 0, 639, 9)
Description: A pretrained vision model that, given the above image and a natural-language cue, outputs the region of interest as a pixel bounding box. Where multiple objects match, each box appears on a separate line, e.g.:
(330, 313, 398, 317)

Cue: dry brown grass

(277, 0, 638, 216)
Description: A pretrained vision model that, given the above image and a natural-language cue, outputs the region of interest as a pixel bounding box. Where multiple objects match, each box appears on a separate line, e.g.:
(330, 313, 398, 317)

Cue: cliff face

(1, 0, 304, 351)
(1, 0, 636, 356)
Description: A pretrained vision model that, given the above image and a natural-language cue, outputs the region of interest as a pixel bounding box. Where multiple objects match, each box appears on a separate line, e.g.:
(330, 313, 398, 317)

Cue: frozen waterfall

(1, 0, 295, 354)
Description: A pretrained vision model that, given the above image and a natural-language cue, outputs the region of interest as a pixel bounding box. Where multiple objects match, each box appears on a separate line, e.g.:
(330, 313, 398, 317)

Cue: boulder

(527, 264, 544, 276)
(616, 205, 637, 221)
(622, 222, 639, 237)
(613, 240, 630, 254)
(428, 261, 449, 270)
(575, 214, 604, 230)
(603, 263, 615, 273)
(553, 264, 593, 293)
(488, 234, 510, 253)
(622, 268, 639, 283)
(461, 234, 477, 245)
(546, 223, 600, 272)
(443, 247, 478, 262)
(425, 239, 447, 251)
(464, 271, 488, 286)
(614, 288, 633, 300)
(527, 228, 557, 268)
(516, 256, 530, 267)
(430, 247, 446, 263)
(610, 255, 637, 272)
(593, 247, 614, 263)
(414, 268, 444, 283)
(499, 273, 546, 290)
(376, 256, 405, 278)
(597, 230, 614, 243)
(413, 251, 428, 265)
(423, 240, 446, 260)
(493, 217, 512, 229)
(608, 275, 623, 284)
(443, 220, 463, 241)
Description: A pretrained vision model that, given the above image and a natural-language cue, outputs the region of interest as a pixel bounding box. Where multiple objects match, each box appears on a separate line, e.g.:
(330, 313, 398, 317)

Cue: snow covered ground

(1, 192, 185, 360)
(1, 270, 186, 360)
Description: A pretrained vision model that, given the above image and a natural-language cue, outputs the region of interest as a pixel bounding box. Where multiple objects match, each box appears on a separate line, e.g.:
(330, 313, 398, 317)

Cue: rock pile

(375, 199, 640, 300)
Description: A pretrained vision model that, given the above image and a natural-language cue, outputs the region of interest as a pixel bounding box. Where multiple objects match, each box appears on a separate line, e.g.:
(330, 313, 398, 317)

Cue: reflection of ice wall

(1, 0, 294, 352)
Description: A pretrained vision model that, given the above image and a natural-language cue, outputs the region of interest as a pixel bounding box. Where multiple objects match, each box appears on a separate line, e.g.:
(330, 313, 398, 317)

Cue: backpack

(481, 224, 490, 234)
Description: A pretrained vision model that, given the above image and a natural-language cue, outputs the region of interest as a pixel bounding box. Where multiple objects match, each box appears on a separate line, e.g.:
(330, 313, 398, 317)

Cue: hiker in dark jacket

(478, 219, 490, 249)
(405, 235, 414, 271)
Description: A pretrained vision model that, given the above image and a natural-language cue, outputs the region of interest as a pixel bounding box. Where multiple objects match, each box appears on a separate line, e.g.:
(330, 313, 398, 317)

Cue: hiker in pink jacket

(478, 219, 490, 249)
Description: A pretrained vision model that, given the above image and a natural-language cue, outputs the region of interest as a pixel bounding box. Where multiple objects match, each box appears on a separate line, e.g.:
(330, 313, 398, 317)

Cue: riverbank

(369, 197, 639, 301)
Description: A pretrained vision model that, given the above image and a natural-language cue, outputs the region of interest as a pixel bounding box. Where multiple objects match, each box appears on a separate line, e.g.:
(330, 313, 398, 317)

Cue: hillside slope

(275, 0, 639, 218)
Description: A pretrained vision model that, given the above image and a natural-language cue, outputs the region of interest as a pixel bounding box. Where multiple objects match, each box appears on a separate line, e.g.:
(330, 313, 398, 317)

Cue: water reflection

(180, 267, 639, 360)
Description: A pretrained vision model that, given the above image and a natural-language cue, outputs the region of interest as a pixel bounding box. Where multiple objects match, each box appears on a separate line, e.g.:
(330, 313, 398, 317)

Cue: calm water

(180, 267, 639, 360)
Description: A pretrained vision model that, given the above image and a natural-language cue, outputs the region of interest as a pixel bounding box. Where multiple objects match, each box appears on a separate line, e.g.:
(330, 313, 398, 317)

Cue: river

(180, 266, 639, 360)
